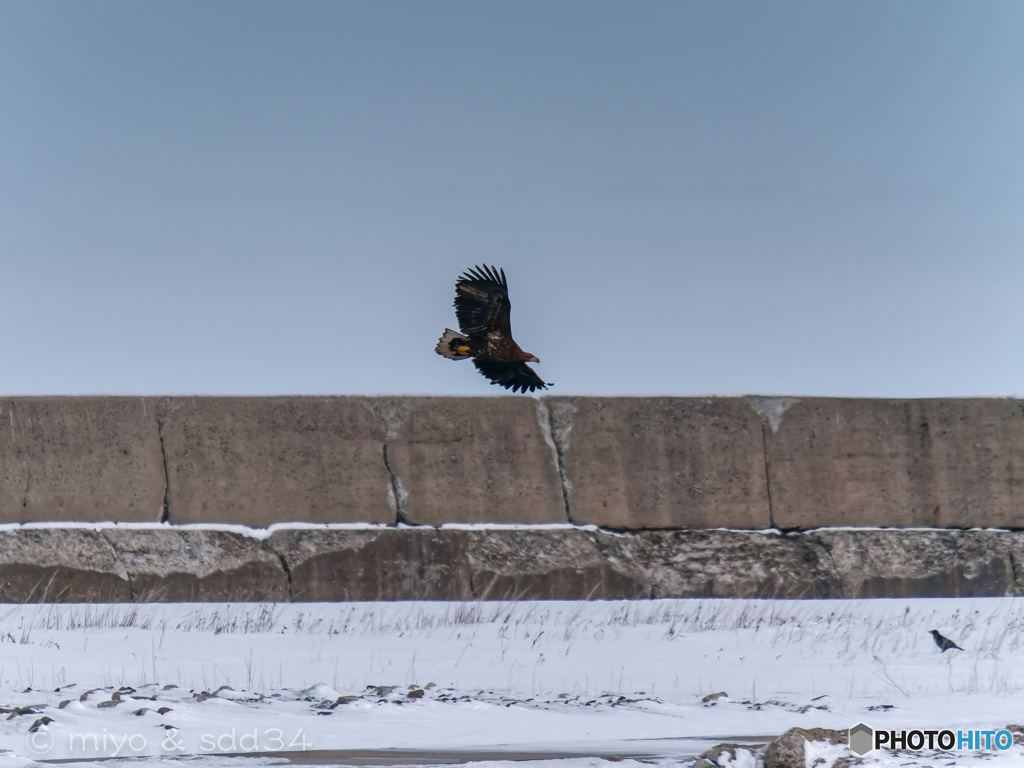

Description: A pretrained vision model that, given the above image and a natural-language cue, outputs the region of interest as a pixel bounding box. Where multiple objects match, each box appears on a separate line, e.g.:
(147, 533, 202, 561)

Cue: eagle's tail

(435, 329, 473, 360)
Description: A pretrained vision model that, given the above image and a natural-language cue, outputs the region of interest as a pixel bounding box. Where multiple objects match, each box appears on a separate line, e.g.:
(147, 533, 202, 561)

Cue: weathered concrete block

(811, 529, 1015, 598)
(102, 528, 289, 601)
(159, 398, 394, 525)
(558, 398, 770, 529)
(628, 530, 842, 598)
(0, 397, 164, 523)
(272, 528, 648, 601)
(462, 529, 649, 599)
(381, 398, 565, 525)
(0, 528, 130, 601)
(765, 398, 1024, 528)
(271, 528, 475, 601)
(0, 526, 1023, 601)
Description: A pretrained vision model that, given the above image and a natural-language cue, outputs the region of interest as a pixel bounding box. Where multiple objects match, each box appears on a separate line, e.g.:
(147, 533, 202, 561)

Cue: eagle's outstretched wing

(453, 265, 511, 337)
(437, 264, 551, 393)
(473, 358, 550, 393)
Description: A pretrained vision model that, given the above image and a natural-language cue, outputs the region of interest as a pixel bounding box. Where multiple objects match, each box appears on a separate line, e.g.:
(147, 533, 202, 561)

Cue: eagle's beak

(527, 354, 540, 363)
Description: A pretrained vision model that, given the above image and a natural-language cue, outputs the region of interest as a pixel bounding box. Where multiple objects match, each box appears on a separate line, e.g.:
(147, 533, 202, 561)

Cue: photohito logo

(848, 723, 1014, 756)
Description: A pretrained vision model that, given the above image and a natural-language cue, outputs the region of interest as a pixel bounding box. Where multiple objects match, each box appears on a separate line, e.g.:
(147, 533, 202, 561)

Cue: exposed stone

(461, 529, 648, 600)
(0, 397, 164, 523)
(1, 525, 1024, 602)
(694, 742, 762, 767)
(381, 397, 565, 525)
(765, 398, 1024, 529)
(562, 398, 770, 529)
(270, 528, 475, 601)
(270, 527, 647, 601)
(102, 528, 288, 601)
(0, 528, 129, 601)
(267, 527, 1024, 601)
(159, 397, 393, 526)
(815, 528, 1016, 597)
(632, 530, 844, 598)
(763, 727, 846, 768)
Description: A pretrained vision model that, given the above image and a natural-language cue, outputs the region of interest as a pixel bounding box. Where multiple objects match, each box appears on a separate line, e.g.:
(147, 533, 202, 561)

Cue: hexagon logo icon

(849, 722, 874, 756)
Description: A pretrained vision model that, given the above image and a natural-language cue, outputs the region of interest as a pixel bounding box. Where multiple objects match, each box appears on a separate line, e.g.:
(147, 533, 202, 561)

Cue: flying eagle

(435, 265, 551, 393)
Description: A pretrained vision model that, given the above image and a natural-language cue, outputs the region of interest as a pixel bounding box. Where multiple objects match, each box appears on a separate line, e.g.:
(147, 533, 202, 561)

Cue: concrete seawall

(3, 396, 1023, 529)
(1, 396, 1023, 601)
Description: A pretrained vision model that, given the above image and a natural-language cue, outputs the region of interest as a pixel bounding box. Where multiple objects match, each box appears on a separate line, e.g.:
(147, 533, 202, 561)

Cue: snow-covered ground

(0, 597, 1022, 767)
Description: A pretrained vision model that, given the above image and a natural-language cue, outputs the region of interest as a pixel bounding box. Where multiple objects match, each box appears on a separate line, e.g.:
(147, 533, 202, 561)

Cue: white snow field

(0, 597, 1022, 767)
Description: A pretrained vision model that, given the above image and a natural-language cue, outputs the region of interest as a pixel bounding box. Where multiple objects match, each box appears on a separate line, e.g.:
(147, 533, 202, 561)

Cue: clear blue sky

(2, 1, 1022, 397)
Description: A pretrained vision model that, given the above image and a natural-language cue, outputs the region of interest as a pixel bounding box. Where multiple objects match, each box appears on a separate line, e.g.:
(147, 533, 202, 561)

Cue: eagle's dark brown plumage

(435, 265, 551, 393)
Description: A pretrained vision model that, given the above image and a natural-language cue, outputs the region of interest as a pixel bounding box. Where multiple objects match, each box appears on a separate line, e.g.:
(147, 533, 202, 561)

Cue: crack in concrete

(94, 529, 136, 601)
(156, 400, 172, 524)
(749, 397, 795, 529)
(274, 550, 294, 600)
(7, 403, 32, 517)
(759, 417, 775, 529)
(99, 530, 148, 602)
(382, 443, 409, 525)
(1006, 546, 1021, 594)
(22, 466, 30, 517)
(364, 399, 412, 526)
(536, 398, 576, 524)
(804, 532, 847, 598)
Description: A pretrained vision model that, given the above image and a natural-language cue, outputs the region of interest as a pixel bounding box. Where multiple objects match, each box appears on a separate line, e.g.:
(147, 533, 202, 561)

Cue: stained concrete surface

(2, 526, 1023, 602)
